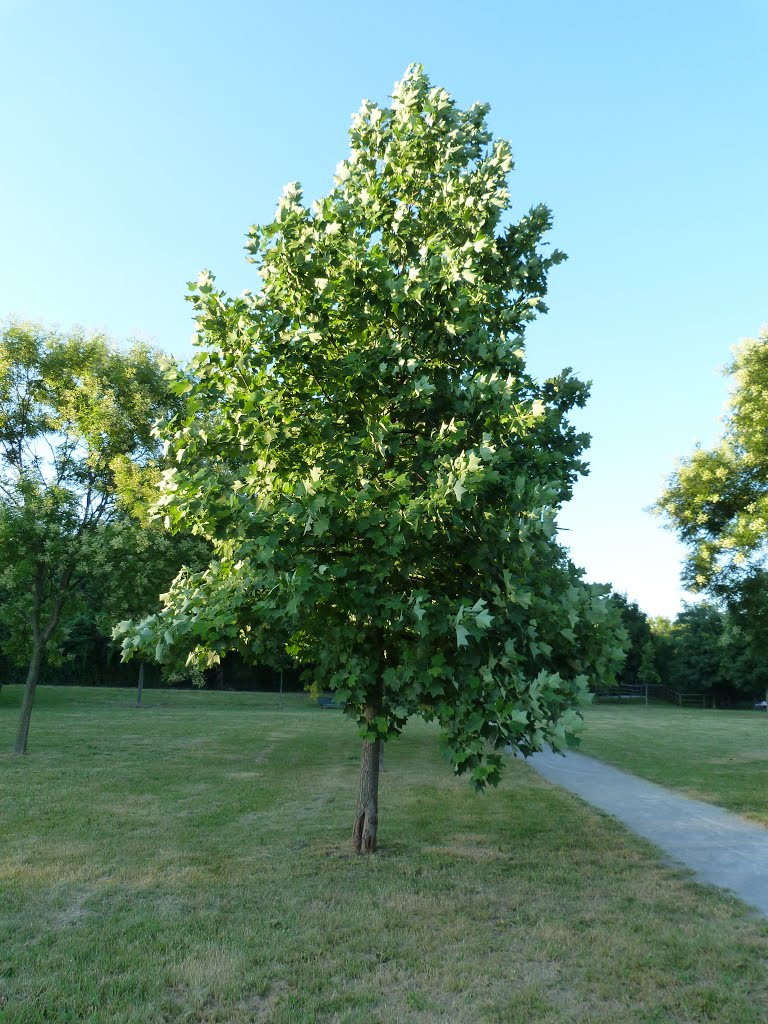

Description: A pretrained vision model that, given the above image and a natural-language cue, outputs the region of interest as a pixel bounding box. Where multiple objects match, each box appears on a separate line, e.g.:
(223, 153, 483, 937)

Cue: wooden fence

(594, 682, 710, 708)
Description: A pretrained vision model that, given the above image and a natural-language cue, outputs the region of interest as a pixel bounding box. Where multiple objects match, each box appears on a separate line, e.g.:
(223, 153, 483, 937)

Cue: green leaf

(313, 516, 330, 536)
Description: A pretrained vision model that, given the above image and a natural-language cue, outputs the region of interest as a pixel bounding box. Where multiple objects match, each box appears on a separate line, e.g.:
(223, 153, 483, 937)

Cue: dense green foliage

(0, 521, 209, 684)
(118, 66, 625, 793)
(659, 329, 768, 691)
(608, 593, 765, 703)
(0, 320, 198, 748)
(637, 639, 661, 687)
(659, 329, 768, 590)
(662, 604, 750, 701)
(608, 593, 650, 686)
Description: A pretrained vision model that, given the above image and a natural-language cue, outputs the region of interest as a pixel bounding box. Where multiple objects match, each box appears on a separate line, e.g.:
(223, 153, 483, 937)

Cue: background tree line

(610, 592, 768, 705)
(2, 321, 765, 712)
(0, 320, 304, 727)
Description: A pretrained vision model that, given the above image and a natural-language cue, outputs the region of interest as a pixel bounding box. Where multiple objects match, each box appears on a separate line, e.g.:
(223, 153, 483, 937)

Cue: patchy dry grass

(1, 685, 767, 1023)
(580, 703, 768, 826)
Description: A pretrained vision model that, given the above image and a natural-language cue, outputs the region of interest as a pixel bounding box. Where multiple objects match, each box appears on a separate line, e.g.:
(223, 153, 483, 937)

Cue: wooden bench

(317, 695, 342, 710)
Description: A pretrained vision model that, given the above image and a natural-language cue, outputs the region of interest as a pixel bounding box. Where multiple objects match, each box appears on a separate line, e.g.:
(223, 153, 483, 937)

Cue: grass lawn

(1, 685, 767, 1024)
(580, 703, 768, 826)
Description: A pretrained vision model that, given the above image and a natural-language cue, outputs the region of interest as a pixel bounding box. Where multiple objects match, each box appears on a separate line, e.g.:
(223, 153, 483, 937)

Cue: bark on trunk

(14, 643, 44, 755)
(136, 662, 145, 708)
(352, 705, 381, 854)
(13, 563, 72, 755)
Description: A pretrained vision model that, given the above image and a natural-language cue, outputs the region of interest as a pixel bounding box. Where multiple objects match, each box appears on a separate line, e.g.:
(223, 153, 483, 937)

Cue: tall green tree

(665, 603, 727, 697)
(659, 330, 768, 588)
(658, 329, 768, 696)
(118, 66, 624, 852)
(0, 320, 172, 752)
(710, 572, 768, 701)
(663, 602, 763, 703)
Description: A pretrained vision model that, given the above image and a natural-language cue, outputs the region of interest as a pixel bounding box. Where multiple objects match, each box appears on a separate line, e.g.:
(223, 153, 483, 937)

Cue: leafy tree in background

(659, 330, 768, 589)
(665, 603, 727, 697)
(72, 523, 210, 692)
(659, 329, 768, 697)
(0, 320, 172, 752)
(637, 640, 660, 687)
(608, 593, 650, 686)
(718, 599, 768, 702)
(118, 66, 625, 852)
(657, 603, 762, 704)
(0, 519, 209, 688)
(648, 614, 676, 688)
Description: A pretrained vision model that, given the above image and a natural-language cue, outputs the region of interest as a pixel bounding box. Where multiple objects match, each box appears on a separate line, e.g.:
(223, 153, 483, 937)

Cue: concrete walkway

(527, 748, 768, 917)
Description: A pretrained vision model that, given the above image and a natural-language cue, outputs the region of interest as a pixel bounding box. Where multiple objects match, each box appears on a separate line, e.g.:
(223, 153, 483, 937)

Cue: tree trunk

(352, 701, 382, 854)
(14, 642, 44, 755)
(13, 562, 72, 755)
(136, 662, 145, 708)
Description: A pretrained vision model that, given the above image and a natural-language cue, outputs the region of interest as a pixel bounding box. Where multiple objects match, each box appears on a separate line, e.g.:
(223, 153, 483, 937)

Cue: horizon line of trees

(0, 318, 764, 714)
(2, 584, 763, 705)
(610, 592, 768, 705)
(0, 320, 763, 710)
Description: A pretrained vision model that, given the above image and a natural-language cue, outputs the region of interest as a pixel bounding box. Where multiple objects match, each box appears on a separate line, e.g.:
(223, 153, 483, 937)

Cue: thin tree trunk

(13, 562, 72, 755)
(136, 662, 145, 708)
(14, 642, 44, 755)
(352, 704, 381, 854)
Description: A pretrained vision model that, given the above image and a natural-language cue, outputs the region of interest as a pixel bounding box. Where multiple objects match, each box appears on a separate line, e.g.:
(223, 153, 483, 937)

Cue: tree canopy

(658, 328, 768, 696)
(0, 319, 173, 751)
(658, 330, 768, 591)
(118, 66, 624, 850)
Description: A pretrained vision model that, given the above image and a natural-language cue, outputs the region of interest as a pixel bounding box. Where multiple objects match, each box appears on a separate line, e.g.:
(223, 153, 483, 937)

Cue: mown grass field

(580, 703, 768, 826)
(1, 685, 767, 1024)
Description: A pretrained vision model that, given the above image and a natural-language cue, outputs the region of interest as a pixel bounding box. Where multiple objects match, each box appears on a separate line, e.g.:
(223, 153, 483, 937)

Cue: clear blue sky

(2, 0, 766, 618)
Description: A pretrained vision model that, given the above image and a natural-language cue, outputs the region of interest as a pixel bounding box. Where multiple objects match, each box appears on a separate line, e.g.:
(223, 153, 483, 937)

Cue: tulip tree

(118, 66, 624, 852)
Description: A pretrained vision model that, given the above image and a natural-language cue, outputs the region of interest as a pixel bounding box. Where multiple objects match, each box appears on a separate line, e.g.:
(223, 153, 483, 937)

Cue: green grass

(580, 703, 768, 826)
(1, 685, 767, 1024)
